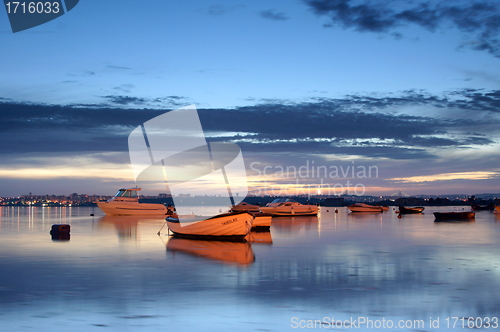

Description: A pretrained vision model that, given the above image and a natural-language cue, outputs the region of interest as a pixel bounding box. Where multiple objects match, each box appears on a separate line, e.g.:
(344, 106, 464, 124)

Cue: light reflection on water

(0, 206, 499, 331)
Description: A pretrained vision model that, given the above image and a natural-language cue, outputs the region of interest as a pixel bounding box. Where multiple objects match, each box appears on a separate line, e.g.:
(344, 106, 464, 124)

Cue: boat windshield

(114, 190, 138, 198)
(270, 198, 297, 203)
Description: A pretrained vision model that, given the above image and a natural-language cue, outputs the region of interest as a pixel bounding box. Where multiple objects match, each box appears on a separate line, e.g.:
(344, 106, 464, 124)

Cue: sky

(1, 0, 500, 197)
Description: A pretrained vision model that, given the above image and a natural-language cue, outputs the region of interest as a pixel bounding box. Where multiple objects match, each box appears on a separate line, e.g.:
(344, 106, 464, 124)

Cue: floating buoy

(335, 209, 338, 213)
(50, 224, 70, 241)
(326, 210, 329, 212)
(397, 214, 402, 218)
(90, 213, 94, 216)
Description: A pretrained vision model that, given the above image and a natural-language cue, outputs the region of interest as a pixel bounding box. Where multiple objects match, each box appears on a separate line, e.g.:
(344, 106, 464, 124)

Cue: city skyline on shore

(1, 0, 499, 197)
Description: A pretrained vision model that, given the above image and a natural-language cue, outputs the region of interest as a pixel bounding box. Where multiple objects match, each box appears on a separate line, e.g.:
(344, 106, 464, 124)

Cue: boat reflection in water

(166, 237, 255, 266)
(98, 215, 164, 240)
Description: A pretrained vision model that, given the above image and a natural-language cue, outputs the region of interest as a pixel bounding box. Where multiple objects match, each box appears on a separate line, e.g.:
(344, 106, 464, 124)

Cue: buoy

(51, 224, 70, 234)
(90, 213, 94, 216)
(397, 214, 402, 218)
(326, 210, 329, 212)
(50, 224, 70, 241)
(335, 209, 338, 213)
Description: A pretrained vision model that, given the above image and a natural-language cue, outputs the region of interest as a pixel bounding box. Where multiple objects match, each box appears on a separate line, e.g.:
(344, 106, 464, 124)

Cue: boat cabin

(110, 188, 141, 202)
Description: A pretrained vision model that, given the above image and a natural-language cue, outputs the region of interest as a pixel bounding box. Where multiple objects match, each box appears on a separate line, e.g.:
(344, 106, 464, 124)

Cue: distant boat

(375, 204, 390, 211)
(166, 211, 253, 239)
(250, 212, 272, 229)
(471, 204, 494, 211)
(260, 199, 318, 216)
(166, 237, 254, 265)
(347, 203, 383, 212)
(433, 212, 475, 221)
(230, 202, 260, 212)
(399, 206, 425, 214)
(97, 188, 168, 216)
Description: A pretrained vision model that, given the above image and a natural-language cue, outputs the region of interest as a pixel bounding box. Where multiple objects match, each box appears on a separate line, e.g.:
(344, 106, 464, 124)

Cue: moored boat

(166, 211, 254, 238)
(260, 199, 318, 216)
(347, 203, 383, 212)
(97, 188, 168, 216)
(471, 204, 494, 211)
(251, 212, 272, 229)
(231, 202, 261, 212)
(433, 212, 475, 221)
(375, 205, 390, 211)
(399, 206, 425, 214)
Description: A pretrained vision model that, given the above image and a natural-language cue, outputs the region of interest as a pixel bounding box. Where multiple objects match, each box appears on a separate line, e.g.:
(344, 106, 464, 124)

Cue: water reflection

(166, 236, 255, 266)
(246, 231, 273, 245)
(270, 215, 318, 237)
(1, 206, 500, 331)
(98, 215, 164, 240)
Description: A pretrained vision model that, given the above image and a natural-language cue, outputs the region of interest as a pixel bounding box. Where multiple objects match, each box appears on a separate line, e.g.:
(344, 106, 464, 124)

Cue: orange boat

(166, 211, 253, 238)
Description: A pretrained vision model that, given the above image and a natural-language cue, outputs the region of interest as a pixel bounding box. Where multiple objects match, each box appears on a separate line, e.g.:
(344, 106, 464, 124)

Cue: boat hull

(433, 212, 475, 221)
(97, 201, 168, 216)
(231, 202, 260, 212)
(251, 213, 272, 228)
(166, 212, 254, 238)
(348, 204, 383, 212)
(399, 206, 425, 214)
(471, 205, 494, 211)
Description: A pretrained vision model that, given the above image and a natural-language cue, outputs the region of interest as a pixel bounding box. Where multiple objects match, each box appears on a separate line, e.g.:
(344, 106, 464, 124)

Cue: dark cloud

(102, 95, 147, 106)
(260, 10, 289, 21)
(0, 89, 498, 161)
(106, 65, 131, 70)
(101, 95, 190, 108)
(304, 0, 500, 57)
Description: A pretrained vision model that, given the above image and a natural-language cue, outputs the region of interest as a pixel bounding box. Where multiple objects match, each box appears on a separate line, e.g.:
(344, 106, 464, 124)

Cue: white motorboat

(231, 202, 261, 212)
(97, 188, 168, 216)
(260, 198, 318, 216)
(166, 211, 254, 238)
(347, 203, 383, 212)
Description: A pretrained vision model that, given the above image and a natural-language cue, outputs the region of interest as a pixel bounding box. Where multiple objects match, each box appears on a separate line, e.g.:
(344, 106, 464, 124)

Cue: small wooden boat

(399, 206, 425, 214)
(260, 199, 318, 216)
(471, 204, 494, 211)
(250, 212, 272, 229)
(166, 211, 253, 238)
(347, 203, 383, 212)
(231, 202, 260, 212)
(375, 205, 390, 211)
(433, 212, 475, 221)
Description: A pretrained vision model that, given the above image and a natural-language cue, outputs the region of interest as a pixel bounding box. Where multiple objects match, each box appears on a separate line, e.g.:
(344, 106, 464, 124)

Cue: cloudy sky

(1, 0, 500, 197)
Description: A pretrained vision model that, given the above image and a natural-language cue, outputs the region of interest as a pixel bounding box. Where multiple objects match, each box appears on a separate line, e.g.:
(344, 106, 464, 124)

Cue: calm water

(1, 206, 499, 331)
